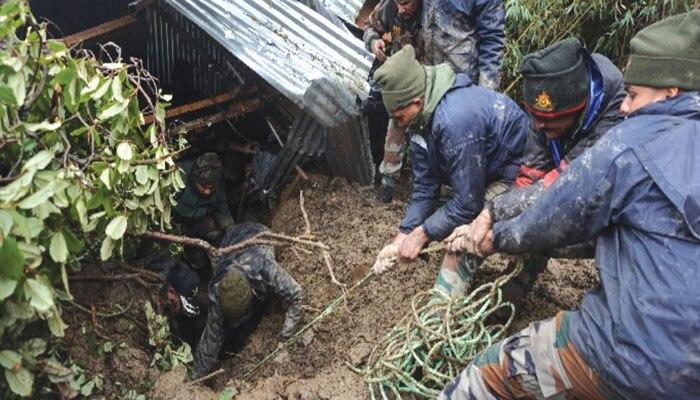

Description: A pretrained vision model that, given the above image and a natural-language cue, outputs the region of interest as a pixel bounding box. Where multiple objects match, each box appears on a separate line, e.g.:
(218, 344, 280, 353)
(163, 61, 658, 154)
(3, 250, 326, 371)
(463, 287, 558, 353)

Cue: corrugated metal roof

(162, 0, 372, 128)
(320, 0, 364, 24)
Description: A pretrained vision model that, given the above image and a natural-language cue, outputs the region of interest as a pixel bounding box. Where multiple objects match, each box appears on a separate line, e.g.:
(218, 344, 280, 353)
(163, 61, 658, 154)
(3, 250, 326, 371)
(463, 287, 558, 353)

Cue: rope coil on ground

(356, 260, 524, 399)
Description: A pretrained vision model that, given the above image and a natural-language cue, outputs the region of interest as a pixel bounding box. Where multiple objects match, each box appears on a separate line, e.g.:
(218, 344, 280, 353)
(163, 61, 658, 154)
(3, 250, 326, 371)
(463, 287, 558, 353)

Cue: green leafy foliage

(503, 0, 700, 95)
(0, 0, 186, 396)
(144, 301, 193, 371)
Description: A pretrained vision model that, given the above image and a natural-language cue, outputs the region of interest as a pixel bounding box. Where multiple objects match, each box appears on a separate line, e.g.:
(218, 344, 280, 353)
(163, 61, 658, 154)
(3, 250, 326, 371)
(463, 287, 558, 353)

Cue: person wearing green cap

(192, 222, 306, 379)
(370, 45, 528, 281)
(444, 37, 626, 308)
(174, 152, 234, 268)
(437, 10, 700, 399)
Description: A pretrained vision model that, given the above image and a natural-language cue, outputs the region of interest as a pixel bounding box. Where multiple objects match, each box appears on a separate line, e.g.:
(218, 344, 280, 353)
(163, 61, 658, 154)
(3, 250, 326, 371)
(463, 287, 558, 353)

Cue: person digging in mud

(192, 222, 306, 379)
(173, 152, 235, 271)
(439, 10, 700, 399)
(370, 45, 528, 280)
(437, 38, 626, 310)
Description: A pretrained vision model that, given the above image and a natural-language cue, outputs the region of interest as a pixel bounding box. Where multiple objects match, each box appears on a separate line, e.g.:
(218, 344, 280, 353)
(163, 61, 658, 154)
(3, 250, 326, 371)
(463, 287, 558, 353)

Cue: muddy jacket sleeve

(193, 304, 226, 379)
(363, 0, 393, 52)
(492, 135, 619, 253)
(400, 135, 441, 235)
(263, 261, 306, 341)
(474, 0, 506, 89)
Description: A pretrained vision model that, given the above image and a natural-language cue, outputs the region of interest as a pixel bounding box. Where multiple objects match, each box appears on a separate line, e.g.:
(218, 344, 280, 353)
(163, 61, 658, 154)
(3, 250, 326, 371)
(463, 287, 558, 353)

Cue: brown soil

(65, 173, 598, 399)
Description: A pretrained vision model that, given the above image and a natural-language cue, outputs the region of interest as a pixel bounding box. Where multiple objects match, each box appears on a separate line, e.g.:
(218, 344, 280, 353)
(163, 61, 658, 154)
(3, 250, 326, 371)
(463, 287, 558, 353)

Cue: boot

(376, 184, 394, 203)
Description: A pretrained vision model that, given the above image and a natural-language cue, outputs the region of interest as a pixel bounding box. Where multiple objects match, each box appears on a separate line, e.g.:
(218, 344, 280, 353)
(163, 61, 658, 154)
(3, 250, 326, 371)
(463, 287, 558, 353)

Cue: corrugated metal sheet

(320, 0, 364, 25)
(162, 0, 372, 128)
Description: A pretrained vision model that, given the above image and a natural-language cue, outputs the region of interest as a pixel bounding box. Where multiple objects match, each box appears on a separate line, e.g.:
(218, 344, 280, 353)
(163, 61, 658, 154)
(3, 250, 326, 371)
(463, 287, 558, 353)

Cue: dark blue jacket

(421, 0, 505, 89)
(400, 75, 527, 240)
(493, 92, 700, 399)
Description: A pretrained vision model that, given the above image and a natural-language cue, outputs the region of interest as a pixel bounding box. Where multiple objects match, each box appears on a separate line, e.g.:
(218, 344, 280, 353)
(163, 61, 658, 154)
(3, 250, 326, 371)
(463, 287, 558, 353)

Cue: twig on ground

(299, 190, 312, 238)
(322, 250, 346, 288)
(188, 368, 225, 386)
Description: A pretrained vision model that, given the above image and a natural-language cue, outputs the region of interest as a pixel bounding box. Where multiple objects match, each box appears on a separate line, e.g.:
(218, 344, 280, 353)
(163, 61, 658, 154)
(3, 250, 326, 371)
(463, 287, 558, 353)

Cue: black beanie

(521, 38, 590, 118)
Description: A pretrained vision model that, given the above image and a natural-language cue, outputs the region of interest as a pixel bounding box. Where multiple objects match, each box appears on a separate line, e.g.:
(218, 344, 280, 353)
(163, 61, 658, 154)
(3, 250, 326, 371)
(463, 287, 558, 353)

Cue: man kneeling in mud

(192, 222, 306, 379)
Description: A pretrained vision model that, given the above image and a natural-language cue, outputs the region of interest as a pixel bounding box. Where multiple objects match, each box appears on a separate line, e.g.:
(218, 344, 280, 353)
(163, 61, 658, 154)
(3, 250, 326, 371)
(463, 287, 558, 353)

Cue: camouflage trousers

(434, 181, 509, 297)
(378, 120, 406, 186)
(438, 311, 618, 400)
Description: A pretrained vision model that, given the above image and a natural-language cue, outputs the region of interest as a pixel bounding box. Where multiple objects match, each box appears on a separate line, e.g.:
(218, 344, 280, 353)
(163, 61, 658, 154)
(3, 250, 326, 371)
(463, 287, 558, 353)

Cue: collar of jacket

(628, 91, 700, 121)
(410, 64, 456, 137)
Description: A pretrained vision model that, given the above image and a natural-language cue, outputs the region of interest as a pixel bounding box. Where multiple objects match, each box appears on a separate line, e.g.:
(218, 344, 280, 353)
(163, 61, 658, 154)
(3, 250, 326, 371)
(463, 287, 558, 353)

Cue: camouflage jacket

(421, 0, 505, 89)
(192, 223, 306, 378)
(363, 0, 424, 61)
(173, 159, 234, 231)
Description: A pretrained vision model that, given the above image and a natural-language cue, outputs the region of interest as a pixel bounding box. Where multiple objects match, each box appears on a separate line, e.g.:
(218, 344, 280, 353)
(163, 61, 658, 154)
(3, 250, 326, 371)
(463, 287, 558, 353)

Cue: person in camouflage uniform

(436, 38, 626, 304)
(439, 11, 700, 399)
(192, 222, 306, 379)
(364, 0, 424, 203)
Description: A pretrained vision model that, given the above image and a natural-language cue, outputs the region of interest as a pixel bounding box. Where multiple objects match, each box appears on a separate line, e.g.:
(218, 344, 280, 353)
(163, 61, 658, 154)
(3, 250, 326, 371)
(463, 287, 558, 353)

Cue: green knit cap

(218, 270, 252, 323)
(193, 152, 222, 187)
(374, 45, 426, 112)
(624, 9, 700, 90)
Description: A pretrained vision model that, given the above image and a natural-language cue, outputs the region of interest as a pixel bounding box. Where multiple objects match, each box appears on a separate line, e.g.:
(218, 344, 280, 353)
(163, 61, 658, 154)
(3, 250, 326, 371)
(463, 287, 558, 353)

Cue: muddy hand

(372, 242, 400, 274)
(444, 223, 475, 253)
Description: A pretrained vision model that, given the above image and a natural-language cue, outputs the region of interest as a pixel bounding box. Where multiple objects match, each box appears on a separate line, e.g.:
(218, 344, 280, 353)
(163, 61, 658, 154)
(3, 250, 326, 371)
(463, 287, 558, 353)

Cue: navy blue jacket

(400, 75, 527, 240)
(493, 92, 700, 399)
(421, 0, 505, 89)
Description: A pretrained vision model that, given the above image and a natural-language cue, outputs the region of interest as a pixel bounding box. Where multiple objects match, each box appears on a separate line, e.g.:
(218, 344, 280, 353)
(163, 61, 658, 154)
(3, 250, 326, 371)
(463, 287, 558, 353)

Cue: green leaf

(22, 338, 47, 358)
(49, 231, 68, 263)
(23, 120, 62, 132)
(0, 276, 18, 301)
(7, 71, 26, 107)
(0, 84, 17, 106)
(97, 100, 128, 120)
(23, 150, 55, 171)
(60, 263, 72, 300)
(25, 277, 54, 312)
(47, 40, 67, 54)
(63, 229, 84, 253)
(135, 165, 149, 185)
(0, 210, 13, 237)
(116, 142, 133, 161)
(5, 366, 33, 397)
(55, 60, 76, 85)
(100, 237, 115, 261)
(46, 306, 66, 337)
(0, 350, 21, 369)
(105, 215, 128, 240)
(219, 387, 238, 400)
(17, 181, 57, 209)
(0, 237, 25, 280)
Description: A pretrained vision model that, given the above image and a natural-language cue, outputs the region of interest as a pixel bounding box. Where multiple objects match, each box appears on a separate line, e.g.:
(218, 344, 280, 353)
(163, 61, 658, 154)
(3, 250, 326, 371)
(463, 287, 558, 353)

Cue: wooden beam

(143, 85, 258, 124)
(169, 98, 264, 136)
(62, 15, 139, 47)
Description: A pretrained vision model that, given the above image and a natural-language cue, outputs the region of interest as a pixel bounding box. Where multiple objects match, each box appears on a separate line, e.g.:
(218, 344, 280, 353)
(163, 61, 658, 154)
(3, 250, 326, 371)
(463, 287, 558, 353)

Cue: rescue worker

(436, 38, 626, 300)
(174, 152, 234, 269)
(370, 45, 527, 276)
(365, 0, 506, 203)
(440, 10, 700, 399)
(192, 222, 306, 379)
(364, 0, 424, 203)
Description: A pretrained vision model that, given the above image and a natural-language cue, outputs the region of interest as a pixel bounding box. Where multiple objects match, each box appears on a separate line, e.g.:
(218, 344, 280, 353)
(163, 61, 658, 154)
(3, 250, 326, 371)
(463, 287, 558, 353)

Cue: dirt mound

(64, 173, 597, 398)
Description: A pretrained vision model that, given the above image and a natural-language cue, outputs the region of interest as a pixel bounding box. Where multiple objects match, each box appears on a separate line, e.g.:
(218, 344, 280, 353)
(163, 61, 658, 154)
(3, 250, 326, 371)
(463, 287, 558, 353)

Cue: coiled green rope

(355, 260, 524, 399)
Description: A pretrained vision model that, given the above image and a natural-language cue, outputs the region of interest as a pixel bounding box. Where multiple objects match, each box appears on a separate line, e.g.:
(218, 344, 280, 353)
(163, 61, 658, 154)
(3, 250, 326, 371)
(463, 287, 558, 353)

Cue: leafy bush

(503, 0, 699, 95)
(0, 0, 185, 396)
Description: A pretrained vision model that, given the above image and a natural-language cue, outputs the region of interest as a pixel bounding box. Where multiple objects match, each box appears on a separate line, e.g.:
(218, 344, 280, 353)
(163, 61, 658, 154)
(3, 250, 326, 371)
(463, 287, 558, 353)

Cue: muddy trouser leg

(433, 182, 510, 297)
(437, 311, 617, 400)
(378, 120, 406, 187)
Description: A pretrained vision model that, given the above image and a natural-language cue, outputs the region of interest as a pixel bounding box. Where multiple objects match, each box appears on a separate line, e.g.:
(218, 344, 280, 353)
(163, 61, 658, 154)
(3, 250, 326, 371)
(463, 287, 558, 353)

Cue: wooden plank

(168, 98, 264, 136)
(143, 85, 258, 124)
(62, 15, 138, 47)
